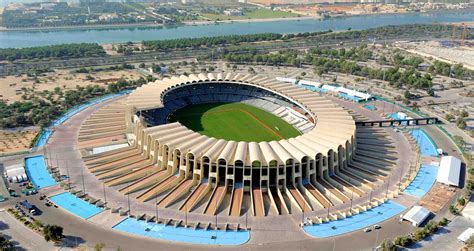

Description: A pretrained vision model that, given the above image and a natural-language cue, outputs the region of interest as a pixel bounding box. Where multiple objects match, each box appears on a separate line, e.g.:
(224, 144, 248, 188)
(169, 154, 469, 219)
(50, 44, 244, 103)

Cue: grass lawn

(201, 9, 300, 21)
(168, 102, 300, 142)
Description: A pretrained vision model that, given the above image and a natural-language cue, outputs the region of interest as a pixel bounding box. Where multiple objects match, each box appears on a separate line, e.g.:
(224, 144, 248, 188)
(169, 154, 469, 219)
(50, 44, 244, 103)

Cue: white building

(402, 206, 430, 227)
(224, 9, 243, 16)
(299, 79, 323, 88)
(276, 77, 298, 85)
(437, 156, 461, 187)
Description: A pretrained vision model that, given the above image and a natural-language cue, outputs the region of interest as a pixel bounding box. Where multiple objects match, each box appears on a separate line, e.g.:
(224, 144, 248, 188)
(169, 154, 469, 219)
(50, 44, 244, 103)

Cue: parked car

(19, 200, 37, 215)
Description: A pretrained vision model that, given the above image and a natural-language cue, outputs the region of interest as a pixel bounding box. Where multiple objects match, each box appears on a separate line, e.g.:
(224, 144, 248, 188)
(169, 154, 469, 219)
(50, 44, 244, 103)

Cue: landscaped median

(7, 208, 64, 243)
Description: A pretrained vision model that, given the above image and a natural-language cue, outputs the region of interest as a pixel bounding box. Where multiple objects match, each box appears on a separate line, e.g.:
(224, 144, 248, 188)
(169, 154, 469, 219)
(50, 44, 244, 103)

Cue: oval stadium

(79, 72, 397, 218)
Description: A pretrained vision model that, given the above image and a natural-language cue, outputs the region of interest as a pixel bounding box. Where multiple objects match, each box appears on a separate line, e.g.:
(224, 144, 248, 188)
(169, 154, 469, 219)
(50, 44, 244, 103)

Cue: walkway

(113, 218, 250, 245)
(303, 201, 406, 238)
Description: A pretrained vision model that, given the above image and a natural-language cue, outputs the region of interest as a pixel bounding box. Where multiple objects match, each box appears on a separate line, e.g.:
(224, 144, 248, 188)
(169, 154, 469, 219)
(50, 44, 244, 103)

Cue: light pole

(350, 188, 354, 214)
(374, 227, 380, 249)
(55, 154, 59, 172)
(66, 162, 71, 191)
(80, 166, 85, 193)
(103, 182, 107, 203)
(127, 185, 131, 215)
(302, 202, 305, 225)
(155, 195, 158, 223)
(245, 208, 248, 230)
(369, 190, 373, 205)
(327, 191, 332, 218)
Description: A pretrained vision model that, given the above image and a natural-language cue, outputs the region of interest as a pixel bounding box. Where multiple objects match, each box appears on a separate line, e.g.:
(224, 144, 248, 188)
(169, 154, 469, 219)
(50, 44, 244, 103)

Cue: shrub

(394, 235, 411, 247)
(439, 218, 449, 226)
(449, 205, 459, 215)
(380, 239, 396, 251)
(458, 197, 466, 206)
(412, 229, 426, 242)
(466, 180, 474, 191)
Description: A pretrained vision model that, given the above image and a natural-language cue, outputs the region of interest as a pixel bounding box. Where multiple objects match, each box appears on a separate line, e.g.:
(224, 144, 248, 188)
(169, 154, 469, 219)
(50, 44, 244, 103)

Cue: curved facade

(82, 72, 362, 217)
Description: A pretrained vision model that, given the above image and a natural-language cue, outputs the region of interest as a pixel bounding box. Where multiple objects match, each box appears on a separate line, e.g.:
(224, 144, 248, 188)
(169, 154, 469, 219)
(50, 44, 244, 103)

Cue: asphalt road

(0, 210, 55, 251)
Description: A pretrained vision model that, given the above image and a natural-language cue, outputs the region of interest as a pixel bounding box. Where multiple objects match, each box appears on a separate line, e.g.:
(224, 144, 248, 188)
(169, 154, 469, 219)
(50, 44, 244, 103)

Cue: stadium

(78, 72, 396, 217)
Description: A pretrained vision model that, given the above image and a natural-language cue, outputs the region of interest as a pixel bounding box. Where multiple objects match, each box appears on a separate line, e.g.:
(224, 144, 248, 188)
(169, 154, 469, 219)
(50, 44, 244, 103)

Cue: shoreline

(0, 16, 321, 33)
(0, 9, 470, 33)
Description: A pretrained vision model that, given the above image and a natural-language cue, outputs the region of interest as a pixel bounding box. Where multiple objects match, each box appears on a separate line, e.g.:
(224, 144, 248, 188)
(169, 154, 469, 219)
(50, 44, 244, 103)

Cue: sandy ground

(0, 69, 142, 104)
(400, 41, 474, 70)
(418, 183, 456, 213)
(0, 130, 37, 153)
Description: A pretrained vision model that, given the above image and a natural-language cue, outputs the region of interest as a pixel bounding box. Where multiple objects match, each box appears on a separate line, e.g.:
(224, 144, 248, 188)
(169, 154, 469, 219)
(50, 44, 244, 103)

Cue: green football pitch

(168, 103, 300, 142)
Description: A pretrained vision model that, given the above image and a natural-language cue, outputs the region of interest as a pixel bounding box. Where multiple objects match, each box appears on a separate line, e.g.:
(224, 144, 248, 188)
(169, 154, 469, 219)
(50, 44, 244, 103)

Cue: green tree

(456, 117, 467, 129)
(380, 239, 396, 251)
(445, 114, 455, 122)
(466, 235, 474, 249)
(43, 225, 64, 242)
(394, 235, 411, 247)
(449, 205, 459, 215)
(0, 235, 13, 250)
(439, 218, 449, 226)
(404, 90, 412, 100)
(94, 243, 106, 251)
(427, 88, 435, 97)
(458, 197, 466, 206)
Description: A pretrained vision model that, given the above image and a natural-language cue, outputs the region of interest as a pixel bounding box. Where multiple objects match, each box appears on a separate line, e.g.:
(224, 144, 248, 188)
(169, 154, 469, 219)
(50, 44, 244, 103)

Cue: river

(0, 10, 472, 48)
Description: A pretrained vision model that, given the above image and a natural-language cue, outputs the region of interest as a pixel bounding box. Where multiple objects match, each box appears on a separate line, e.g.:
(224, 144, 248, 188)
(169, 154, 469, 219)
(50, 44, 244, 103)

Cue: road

(0, 34, 445, 76)
(409, 215, 472, 250)
(0, 210, 56, 251)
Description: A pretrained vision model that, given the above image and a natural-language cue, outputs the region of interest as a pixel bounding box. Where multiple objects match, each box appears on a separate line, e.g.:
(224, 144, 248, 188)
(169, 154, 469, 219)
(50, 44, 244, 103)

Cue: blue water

(24, 155, 56, 189)
(303, 200, 406, 238)
(1, 11, 473, 48)
(403, 164, 438, 198)
(49, 192, 102, 219)
(363, 104, 376, 111)
(410, 128, 438, 157)
(33, 129, 52, 148)
(338, 93, 363, 102)
(50, 92, 126, 127)
(389, 113, 409, 126)
(298, 84, 329, 93)
(33, 91, 130, 148)
(113, 218, 249, 245)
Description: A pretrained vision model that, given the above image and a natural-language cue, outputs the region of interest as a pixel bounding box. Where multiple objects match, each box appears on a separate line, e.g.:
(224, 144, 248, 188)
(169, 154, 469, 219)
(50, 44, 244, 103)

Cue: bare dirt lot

(0, 129, 37, 153)
(0, 69, 142, 104)
(418, 183, 456, 213)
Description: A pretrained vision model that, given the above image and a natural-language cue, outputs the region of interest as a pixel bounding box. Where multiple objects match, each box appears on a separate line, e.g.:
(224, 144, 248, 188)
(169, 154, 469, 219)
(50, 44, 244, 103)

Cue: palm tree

(0, 235, 13, 250)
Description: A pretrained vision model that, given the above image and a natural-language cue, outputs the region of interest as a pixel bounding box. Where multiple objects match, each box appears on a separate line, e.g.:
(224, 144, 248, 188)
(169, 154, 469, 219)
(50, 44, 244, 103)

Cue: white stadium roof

(437, 156, 461, 187)
(402, 206, 430, 227)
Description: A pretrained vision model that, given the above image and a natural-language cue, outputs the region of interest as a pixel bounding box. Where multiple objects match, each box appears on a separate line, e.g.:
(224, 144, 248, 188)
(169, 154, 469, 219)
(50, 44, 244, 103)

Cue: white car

(364, 227, 371, 233)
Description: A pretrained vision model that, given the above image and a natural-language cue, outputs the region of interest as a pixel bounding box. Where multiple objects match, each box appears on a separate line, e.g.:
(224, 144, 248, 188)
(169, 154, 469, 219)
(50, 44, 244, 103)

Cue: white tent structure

(437, 156, 461, 187)
(402, 206, 430, 227)
(462, 202, 474, 221)
(458, 228, 474, 243)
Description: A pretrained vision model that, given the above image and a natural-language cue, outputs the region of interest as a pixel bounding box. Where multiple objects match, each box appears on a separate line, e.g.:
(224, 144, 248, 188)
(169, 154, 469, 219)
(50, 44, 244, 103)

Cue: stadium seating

(142, 83, 314, 133)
